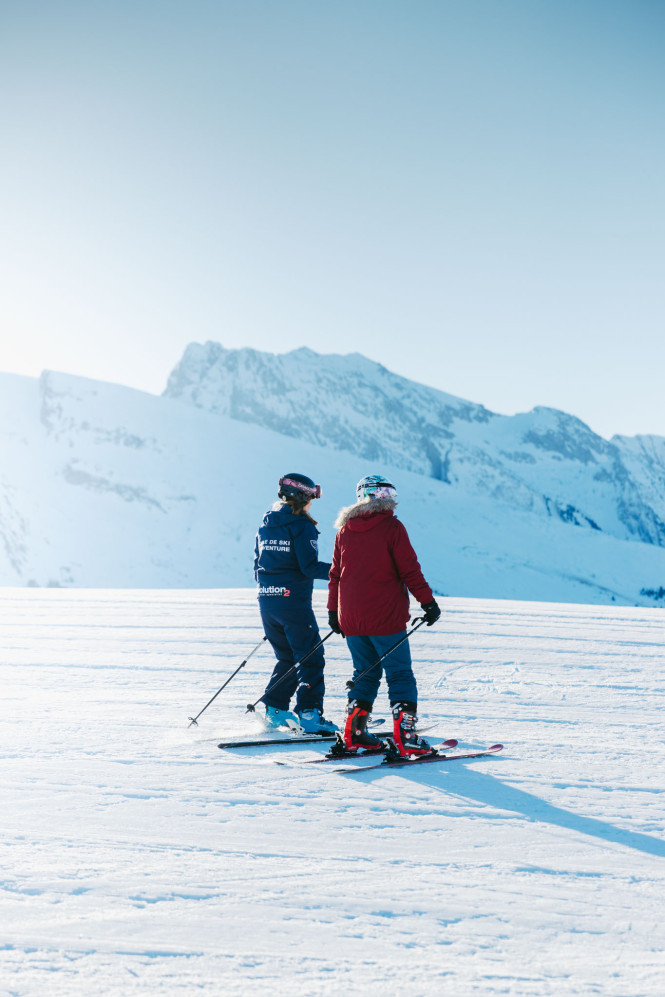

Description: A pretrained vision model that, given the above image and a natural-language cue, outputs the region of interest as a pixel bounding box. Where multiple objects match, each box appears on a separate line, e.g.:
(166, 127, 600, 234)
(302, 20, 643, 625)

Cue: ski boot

(297, 708, 339, 735)
(342, 700, 385, 753)
(263, 706, 302, 731)
(391, 702, 433, 756)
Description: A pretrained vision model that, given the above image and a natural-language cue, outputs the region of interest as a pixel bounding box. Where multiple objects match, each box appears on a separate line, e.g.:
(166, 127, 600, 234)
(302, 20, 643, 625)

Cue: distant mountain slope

(1, 367, 665, 605)
(164, 342, 665, 549)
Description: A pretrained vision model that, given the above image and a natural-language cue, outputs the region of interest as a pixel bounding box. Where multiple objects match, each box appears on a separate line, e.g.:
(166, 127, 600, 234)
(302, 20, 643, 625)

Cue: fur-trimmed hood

(334, 497, 398, 530)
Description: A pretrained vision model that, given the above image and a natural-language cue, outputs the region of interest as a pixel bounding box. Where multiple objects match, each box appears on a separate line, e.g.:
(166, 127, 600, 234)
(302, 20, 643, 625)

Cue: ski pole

(246, 629, 335, 713)
(345, 617, 427, 693)
(188, 635, 269, 727)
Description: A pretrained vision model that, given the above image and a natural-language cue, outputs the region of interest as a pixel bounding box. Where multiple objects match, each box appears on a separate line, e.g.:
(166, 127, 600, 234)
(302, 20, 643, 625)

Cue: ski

(332, 743, 504, 774)
(218, 734, 336, 749)
(216, 718, 425, 750)
(273, 737, 459, 766)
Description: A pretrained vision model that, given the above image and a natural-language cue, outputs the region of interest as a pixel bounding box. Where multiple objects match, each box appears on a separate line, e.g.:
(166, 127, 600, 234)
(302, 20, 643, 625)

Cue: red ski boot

(343, 701, 385, 753)
(391, 703, 433, 756)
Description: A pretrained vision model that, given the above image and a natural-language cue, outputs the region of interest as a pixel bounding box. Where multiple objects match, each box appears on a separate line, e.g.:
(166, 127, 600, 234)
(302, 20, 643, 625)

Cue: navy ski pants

(259, 599, 325, 713)
(346, 632, 418, 706)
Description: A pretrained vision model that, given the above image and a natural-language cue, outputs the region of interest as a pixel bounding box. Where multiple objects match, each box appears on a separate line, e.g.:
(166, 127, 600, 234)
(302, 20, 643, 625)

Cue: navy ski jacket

(254, 504, 331, 601)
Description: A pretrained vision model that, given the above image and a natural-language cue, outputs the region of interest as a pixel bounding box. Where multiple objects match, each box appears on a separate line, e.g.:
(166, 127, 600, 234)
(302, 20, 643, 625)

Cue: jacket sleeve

(292, 523, 332, 581)
(327, 532, 341, 610)
(389, 520, 434, 604)
(253, 533, 260, 581)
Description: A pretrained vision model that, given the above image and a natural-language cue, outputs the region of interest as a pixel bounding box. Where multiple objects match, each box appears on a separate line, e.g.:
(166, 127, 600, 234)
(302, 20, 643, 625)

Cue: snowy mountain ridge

(1, 357, 665, 605)
(165, 342, 665, 551)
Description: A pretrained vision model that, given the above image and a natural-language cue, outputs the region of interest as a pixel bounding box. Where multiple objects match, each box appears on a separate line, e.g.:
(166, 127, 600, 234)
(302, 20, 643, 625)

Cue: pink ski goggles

(279, 476, 322, 499)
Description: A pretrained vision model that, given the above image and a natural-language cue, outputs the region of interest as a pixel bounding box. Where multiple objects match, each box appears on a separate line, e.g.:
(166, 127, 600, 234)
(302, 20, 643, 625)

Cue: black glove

(328, 610, 345, 637)
(421, 599, 441, 626)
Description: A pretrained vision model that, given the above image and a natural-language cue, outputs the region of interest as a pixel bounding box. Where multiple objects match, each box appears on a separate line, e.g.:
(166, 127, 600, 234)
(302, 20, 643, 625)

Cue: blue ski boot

(263, 706, 302, 731)
(297, 708, 339, 735)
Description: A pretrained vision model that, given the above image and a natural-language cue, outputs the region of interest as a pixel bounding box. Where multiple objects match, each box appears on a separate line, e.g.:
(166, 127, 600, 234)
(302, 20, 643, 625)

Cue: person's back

(331, 503, 432, 637)
(254, 473, 337, 735)
(328, 474, 441, 756)
(255, 502, 323, 600)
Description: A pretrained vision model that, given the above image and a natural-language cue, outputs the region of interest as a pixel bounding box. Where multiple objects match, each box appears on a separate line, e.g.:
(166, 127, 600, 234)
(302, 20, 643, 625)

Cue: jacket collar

(263, 502, 300, 527)
(334, 497, 397, 529)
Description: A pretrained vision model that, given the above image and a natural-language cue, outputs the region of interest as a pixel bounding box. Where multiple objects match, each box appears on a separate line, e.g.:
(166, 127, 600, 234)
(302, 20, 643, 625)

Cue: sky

(0, 0, 663, 440)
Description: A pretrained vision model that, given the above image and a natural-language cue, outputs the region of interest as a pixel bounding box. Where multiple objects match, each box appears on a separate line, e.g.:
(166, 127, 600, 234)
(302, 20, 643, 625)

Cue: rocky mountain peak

(164, 342, 665, 550)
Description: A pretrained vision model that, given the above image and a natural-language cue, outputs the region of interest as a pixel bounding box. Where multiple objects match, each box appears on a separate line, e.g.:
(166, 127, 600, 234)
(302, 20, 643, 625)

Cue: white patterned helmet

(356, 474, 397, 502)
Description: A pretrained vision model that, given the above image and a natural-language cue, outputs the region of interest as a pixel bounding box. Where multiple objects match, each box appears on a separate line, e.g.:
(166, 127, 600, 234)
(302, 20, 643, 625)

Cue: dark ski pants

(346, 632, 418, 707)
(259, 598, 325, 713)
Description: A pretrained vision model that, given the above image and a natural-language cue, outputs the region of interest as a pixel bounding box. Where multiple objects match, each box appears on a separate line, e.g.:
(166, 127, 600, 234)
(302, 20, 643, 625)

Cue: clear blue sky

(1, 0, 663, 438)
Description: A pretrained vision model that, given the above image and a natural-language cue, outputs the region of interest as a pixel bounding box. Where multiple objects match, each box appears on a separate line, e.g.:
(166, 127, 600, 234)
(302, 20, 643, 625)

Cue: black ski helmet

(278, 473, 322, 500)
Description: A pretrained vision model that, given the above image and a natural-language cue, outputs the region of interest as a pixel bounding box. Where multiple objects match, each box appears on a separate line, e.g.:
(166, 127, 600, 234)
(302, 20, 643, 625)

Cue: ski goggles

(279, 476, 322, 499)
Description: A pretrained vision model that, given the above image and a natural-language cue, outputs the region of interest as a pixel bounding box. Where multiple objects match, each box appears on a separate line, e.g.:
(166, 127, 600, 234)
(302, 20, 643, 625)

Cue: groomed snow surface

(2, 589, 664, 996)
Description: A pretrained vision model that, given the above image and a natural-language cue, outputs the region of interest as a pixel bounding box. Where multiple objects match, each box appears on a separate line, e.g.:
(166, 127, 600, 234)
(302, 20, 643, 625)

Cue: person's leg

(281, 603, 325, 714)
(279, 605, 338, 732)
(345, 635, 384, 705)
(260, 604, 299, 711)
(340, 635, 385, 751)
(371, 632, 418, 707)
(370, 633, 430, 755)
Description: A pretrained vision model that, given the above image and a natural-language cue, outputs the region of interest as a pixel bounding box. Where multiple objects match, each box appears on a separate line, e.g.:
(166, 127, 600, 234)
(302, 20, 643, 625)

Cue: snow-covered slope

(165, 342, 665, 549)
(1, 367, 665, 604)
(2, 588, 664, 994)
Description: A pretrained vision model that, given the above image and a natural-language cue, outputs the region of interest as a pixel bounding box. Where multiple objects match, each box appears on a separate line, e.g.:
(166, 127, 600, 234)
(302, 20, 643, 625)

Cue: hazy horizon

(1, 1, 663, 439)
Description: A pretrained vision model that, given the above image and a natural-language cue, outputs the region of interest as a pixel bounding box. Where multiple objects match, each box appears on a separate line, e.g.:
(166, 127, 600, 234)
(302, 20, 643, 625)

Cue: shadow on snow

(359, 761, 665, 859)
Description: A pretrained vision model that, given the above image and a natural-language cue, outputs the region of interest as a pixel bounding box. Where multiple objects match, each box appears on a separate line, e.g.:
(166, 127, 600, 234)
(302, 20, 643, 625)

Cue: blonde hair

(281, 496, 318, 526)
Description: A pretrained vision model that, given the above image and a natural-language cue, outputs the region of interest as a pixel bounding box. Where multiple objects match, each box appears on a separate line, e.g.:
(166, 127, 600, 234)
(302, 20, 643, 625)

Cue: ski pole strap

(188, 635, 269, 726)
(246, 629, 335, 713)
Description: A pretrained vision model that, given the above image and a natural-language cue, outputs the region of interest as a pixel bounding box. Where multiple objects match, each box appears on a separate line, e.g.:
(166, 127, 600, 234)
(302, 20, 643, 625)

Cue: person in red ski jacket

(327, 474, 441, 756)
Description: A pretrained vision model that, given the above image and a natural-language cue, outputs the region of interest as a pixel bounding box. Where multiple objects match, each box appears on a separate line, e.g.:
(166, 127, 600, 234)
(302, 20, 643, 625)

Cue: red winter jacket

(327, 506, 434, 636)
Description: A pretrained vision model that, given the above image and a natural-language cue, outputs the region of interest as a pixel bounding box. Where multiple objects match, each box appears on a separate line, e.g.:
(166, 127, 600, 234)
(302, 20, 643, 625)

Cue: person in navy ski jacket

(327, 474, 441, 756)
(254, 473, 338, 735)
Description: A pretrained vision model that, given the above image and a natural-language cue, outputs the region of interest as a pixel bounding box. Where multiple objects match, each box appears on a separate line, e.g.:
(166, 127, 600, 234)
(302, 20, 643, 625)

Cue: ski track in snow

(1, 589, 664, 996)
